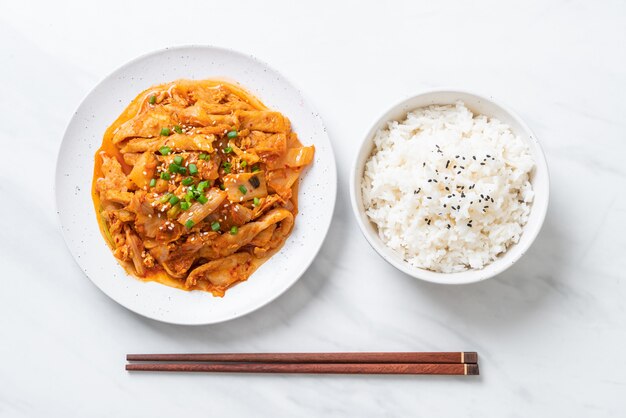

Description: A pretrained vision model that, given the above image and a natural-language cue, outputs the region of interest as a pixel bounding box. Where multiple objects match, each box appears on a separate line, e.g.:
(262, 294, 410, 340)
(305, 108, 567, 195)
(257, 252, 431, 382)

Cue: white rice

(362, 102, 534, 273)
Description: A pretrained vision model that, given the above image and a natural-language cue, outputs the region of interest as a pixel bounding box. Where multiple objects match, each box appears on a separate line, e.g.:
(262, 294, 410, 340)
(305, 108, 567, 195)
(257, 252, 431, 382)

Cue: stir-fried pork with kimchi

(92, 79, 314, 296)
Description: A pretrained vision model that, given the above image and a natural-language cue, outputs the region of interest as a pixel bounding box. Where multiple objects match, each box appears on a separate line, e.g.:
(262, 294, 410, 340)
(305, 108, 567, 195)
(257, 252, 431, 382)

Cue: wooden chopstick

(126, 352, 478, 364)
(125, 352, 479, 375)
(126, 362, 479, 375)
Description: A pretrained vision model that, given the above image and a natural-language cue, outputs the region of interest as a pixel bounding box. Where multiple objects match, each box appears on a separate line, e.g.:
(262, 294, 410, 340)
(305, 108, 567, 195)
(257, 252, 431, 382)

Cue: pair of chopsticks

(126, 352, 479, 375)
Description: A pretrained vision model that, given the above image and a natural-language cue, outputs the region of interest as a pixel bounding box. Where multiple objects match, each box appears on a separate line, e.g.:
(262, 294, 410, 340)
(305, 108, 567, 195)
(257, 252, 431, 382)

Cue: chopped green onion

(182, 177, 194, 186)
(222, 162, 232, 174)
(169, 195, 180, 205)
(223, 146, 233, 154)
(197, 180, 209, 192)
(238, 185, 247, 195)
(159, 146, 171, 156)
(227, 130, 238, 139)
(148, 95, 156, 105)
(240, 161, 247, 168)
(160, 172, 171, 180)
(168, 163, 180, 173)
(188, 163, 198, 175)
(173, 155, 183, 166)
(173, 125, 183, 134)
(197, 194, 208, 204)
(160, 127, 171, 136)
(167, 204, 181, 218)
(198, 153, 208, 160)
(185, 219, 195, 229)
(219, 184, 225, 190)
(211, 221, 220, 231)
(149, 178, 156, 187)
(185, 190, 194, 202)
(178, 166, 187, 174)
(159, 193, 171, 204)
(251, 165, 260, 173)
(253, 197, 260, 206)
(180, 201, 190, 210)
(230, 226, 238, 235)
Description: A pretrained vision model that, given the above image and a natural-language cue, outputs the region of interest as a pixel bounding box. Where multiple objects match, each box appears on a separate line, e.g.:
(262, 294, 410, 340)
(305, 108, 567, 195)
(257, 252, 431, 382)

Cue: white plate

(55, 45, 336, 325)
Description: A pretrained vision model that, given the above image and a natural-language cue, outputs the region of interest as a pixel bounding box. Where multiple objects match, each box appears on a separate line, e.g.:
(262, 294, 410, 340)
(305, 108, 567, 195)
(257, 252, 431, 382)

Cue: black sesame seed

(486, 154, 491, 158)
(472, 156, 476, 160)
(457, 171, 461, 174)
(455, 155, 460, 158)
(447, 224, 451, 229)
(249, 175, 261, 189)
(443, 204, 447, 208)
(428, 179, 432, 183)
(480, 162, 485, 166)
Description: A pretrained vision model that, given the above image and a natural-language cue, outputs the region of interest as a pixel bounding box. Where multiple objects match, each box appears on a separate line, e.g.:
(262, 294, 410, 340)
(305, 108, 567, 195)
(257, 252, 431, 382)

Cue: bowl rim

(349, 88, 550, 285)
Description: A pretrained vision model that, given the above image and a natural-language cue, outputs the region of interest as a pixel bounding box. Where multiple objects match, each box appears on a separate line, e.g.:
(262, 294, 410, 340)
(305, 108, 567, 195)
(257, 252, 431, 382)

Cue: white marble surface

(1, 0, 625, 416)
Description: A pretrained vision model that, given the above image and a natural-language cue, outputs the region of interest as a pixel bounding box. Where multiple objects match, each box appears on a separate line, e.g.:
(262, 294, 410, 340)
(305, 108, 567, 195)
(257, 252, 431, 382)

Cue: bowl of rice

(350, 90, 549, 284)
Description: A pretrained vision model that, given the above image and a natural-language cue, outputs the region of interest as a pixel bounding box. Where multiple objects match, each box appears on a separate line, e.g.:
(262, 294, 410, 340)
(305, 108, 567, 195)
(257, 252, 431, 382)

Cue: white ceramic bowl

(56, 45, 337, 324)
(350, 90, 549, 284)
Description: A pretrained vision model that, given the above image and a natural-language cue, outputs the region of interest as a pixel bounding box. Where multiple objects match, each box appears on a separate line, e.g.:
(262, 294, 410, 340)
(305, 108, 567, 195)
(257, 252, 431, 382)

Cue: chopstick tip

(463, 352, 478, 364)
(466, 364, 479, 375)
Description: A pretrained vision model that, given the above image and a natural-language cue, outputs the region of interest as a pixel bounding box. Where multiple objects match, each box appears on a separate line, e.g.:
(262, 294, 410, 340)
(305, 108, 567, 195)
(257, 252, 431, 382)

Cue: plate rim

(54, 44, 337, 325)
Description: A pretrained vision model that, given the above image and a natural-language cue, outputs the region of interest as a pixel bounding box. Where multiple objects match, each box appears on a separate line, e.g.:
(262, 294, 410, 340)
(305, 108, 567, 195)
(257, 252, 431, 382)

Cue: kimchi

(92, 79, 314, 296)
